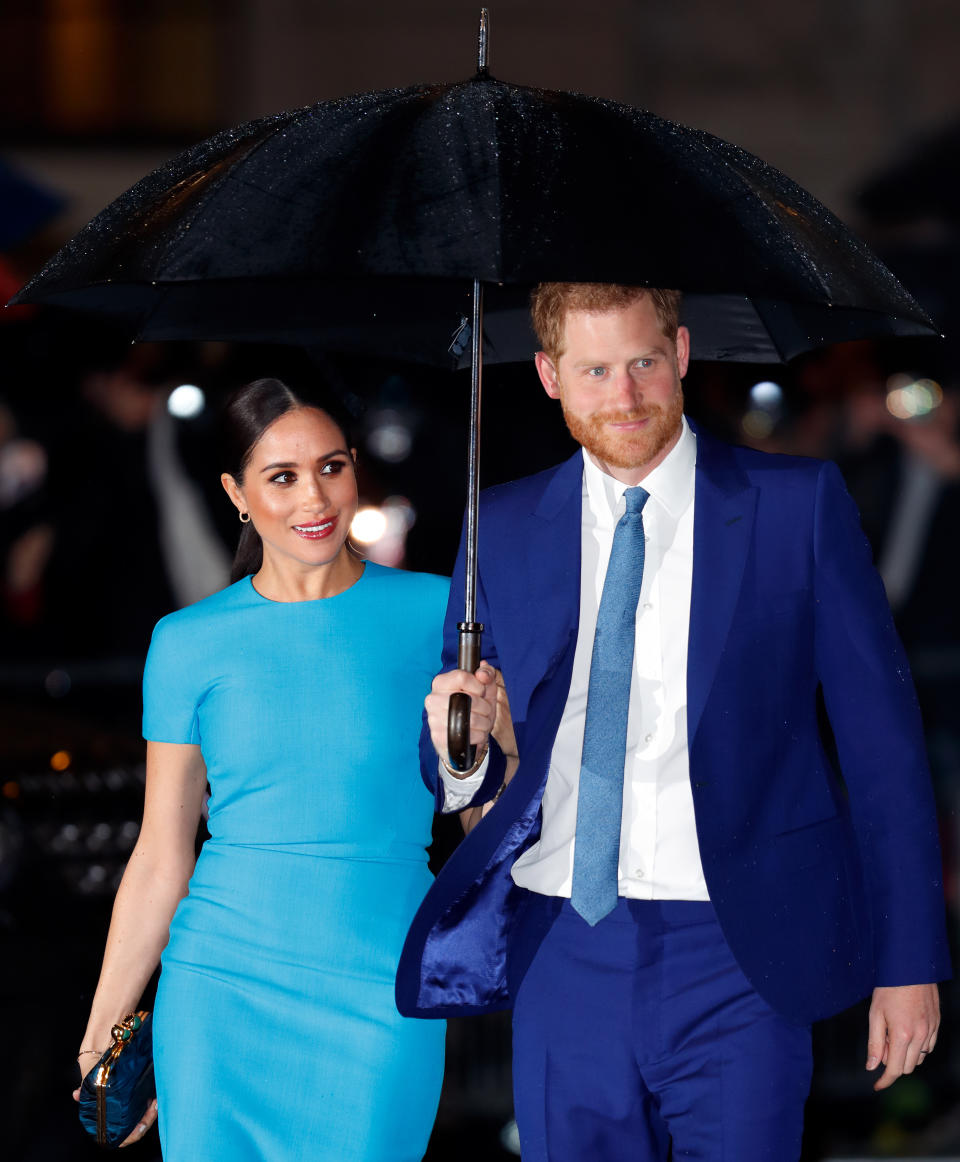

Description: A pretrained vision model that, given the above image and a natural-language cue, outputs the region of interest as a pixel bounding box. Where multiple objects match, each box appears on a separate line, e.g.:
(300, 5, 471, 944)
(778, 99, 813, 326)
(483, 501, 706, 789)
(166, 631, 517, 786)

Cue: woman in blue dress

(74, 378, 468, 1159)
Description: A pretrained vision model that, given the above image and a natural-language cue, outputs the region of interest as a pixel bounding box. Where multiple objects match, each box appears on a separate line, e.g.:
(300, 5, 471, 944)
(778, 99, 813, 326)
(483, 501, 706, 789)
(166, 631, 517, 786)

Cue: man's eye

(587, 367, 606, 377)
(636, 358, 654, 369)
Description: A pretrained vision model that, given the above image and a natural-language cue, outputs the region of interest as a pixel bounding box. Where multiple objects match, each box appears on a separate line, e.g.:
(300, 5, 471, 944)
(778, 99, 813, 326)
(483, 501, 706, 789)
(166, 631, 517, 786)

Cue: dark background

(3, 3, 960, 1159)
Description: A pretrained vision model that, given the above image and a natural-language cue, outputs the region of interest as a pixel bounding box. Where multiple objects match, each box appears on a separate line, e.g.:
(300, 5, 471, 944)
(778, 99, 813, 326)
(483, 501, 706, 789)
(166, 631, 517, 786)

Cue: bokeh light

(167, 384, 206, 419)
(383, 495, 416, 533)
(749, 380, 783, 408)
(349, 498, 417, 564)
(366, 409, 413, 462)
(50, 750, 71, 771)
(741, 410, 775, 439)
(351, 506, 388, 544)
(885, 375, 943, 420)
(44, 668, 71, 697)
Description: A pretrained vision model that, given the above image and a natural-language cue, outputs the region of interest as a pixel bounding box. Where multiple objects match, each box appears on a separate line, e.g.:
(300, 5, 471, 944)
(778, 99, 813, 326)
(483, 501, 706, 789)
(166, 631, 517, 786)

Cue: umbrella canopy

(11, 61, 938, 768)
(13, 75, 934, 362)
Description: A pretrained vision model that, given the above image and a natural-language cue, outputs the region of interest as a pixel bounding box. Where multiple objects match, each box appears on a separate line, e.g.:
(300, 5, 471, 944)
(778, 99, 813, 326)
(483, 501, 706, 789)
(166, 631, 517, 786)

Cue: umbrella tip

(477, 7, 490, 76)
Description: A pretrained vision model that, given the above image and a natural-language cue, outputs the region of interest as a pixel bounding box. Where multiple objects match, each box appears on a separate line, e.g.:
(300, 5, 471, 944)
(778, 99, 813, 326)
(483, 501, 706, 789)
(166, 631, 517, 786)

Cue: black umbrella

(12, 12, 936, 767)
(12, 79, 933, 359)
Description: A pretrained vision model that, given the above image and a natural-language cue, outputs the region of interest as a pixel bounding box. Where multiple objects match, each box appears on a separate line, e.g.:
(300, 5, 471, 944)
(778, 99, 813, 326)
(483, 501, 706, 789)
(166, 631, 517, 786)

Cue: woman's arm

(74, 742, 207, 1098)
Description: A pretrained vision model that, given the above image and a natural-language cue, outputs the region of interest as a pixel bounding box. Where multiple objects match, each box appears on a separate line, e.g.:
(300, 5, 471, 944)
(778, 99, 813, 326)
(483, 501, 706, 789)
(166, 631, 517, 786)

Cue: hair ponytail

(231, 521, 264, 584)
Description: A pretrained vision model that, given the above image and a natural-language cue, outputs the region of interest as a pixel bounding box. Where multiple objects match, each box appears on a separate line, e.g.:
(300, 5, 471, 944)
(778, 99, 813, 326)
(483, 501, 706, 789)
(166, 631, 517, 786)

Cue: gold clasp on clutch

(94, 1011, 149, 1145)
(110, 1013, 143, 1043)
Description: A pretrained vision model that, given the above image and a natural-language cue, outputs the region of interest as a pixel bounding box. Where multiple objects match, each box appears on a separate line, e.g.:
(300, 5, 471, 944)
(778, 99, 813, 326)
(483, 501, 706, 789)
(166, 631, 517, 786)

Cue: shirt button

(634, 868, 645, 879)
(644, 733, 653, 743)
(642, 601, 653, 610)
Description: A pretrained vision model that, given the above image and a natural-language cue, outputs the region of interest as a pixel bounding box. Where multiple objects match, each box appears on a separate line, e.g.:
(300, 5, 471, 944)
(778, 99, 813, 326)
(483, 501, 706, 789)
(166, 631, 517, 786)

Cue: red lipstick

(293, 515, 338, 540)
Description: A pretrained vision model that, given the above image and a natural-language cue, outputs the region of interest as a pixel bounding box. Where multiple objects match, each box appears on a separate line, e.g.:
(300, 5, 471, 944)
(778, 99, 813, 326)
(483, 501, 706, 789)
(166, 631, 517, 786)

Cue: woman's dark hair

(221, 377, 354, 582)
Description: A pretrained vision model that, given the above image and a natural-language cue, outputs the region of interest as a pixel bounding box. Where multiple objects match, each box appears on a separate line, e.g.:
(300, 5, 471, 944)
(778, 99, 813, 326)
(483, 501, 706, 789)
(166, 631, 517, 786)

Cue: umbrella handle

(447, 621, 484, 772)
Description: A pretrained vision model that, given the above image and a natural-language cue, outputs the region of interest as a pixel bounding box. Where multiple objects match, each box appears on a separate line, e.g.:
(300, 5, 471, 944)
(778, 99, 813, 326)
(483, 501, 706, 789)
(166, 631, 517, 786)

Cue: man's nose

(611, 368, 641, 405)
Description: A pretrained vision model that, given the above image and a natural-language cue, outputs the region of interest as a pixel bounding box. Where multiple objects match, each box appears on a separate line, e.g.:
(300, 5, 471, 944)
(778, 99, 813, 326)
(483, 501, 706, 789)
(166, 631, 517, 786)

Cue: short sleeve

(142, 614, 203, 745)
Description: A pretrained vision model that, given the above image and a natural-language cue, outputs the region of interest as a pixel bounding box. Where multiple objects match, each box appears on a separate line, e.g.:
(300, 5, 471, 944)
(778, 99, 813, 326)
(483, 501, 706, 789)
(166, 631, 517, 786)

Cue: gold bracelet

(78, 1048, 104, 1058)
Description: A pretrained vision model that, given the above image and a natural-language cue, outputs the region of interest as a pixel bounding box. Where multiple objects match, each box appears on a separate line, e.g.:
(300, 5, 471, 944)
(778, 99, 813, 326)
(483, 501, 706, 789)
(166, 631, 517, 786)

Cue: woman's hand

(73, 1054, 96, 1102)
(73, 1055, 159, 1147)
(72, 742, 205, 1147)
(119, 1098, 159, 1146)
(74, 1038, 108, 1098)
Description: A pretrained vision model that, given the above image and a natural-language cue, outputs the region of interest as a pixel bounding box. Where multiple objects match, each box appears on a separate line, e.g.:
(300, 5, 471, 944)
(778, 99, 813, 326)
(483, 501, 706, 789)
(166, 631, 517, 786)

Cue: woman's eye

(321, 460, 347, 475)
(270, 471, 294, 484)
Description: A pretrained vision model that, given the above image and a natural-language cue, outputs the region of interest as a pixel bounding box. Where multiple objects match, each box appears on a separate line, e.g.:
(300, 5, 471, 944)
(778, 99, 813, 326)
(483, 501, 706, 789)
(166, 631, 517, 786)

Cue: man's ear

(535, 351, 561, 399)
(675, 326, 691, 380)
(221, 473, 245, 514)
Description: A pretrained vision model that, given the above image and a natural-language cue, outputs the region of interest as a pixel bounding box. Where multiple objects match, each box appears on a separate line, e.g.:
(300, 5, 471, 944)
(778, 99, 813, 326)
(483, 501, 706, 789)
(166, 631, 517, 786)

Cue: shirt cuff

(438, 753, 489, 813)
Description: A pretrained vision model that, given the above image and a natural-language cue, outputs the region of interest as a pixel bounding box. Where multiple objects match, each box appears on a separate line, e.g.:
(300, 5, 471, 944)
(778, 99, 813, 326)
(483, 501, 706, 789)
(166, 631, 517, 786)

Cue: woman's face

(222, 407, 358, 573)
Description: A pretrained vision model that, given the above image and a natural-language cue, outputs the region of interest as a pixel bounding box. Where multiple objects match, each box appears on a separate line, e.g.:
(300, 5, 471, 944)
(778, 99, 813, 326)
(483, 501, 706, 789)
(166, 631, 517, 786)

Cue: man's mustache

(589, 406, 664, 425)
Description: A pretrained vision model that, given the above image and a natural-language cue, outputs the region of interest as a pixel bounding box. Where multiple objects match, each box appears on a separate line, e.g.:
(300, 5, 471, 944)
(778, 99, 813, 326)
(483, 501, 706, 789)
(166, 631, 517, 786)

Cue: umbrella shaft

(447, 275, 485, 774)
(464, 277, 483, 623)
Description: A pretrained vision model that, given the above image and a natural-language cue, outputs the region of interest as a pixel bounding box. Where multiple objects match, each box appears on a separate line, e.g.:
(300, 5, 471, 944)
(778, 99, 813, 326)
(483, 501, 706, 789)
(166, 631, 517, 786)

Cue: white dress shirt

(440, 418, 709, 901)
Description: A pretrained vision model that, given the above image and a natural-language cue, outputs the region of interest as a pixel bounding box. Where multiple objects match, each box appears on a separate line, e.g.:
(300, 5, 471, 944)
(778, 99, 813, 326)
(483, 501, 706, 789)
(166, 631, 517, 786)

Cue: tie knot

(624, 486, 649, 515)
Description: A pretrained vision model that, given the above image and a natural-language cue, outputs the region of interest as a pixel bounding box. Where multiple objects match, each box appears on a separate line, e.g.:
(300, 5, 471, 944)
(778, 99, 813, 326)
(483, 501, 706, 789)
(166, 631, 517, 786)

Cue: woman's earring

(239, 511, 251, 524)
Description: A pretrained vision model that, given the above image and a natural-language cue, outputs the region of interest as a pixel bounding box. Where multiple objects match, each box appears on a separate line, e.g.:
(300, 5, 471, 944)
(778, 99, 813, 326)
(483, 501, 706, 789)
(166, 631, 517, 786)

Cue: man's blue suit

(396, 424, 950, 1028)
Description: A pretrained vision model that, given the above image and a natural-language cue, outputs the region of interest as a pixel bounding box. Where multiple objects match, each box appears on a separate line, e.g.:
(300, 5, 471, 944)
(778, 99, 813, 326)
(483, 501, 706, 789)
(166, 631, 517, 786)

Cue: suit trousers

(511, 893, 813, 1162)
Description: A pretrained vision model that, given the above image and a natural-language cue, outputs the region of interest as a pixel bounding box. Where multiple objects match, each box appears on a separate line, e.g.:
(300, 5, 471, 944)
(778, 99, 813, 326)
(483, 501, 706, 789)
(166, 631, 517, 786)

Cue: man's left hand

(866, 983, 940, 1090)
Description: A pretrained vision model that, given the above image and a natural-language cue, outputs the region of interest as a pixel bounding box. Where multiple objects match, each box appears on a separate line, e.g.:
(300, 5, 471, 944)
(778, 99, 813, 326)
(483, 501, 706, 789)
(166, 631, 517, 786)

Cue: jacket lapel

(508, 452, 582, 722)
(687, 429, 758, 745)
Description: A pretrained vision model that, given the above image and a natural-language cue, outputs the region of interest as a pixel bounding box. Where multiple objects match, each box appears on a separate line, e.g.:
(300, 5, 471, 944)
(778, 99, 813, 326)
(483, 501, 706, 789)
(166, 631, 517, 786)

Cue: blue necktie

(570, 485, 649, 926)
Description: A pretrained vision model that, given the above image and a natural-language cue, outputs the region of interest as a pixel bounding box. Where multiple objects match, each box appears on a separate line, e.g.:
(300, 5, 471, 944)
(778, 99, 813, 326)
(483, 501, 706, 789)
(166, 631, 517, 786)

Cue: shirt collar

(581, 415, 697, 522)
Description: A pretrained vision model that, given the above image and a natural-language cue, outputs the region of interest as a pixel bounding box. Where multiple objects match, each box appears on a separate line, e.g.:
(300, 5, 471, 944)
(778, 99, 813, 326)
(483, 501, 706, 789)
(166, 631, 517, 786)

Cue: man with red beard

(398, 283, 949, 1161)
(533, 284, 687, 480)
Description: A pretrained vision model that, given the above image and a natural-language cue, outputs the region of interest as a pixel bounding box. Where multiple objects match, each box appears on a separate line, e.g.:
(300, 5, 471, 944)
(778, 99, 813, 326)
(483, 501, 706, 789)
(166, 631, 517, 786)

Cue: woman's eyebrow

(259, 449, 350, 473)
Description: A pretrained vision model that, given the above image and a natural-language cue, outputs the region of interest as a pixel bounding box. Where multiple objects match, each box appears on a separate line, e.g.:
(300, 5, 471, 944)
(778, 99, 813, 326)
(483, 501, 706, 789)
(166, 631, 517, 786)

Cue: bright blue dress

(142, 563, 448, 1161)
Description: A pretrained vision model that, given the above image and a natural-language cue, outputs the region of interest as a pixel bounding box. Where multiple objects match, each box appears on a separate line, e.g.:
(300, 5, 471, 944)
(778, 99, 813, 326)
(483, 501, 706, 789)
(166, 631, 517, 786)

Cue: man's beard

(561, 388, 684, 470)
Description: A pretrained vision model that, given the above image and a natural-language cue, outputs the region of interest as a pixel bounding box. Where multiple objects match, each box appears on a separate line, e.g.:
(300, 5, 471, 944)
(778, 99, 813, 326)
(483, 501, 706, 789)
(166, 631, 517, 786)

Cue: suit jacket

(397, 426, 951, 1025)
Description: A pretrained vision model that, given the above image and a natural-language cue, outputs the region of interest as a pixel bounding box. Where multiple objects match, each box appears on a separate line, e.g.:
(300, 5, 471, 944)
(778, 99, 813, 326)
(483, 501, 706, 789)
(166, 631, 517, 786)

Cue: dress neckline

(247, 561, 371, 605)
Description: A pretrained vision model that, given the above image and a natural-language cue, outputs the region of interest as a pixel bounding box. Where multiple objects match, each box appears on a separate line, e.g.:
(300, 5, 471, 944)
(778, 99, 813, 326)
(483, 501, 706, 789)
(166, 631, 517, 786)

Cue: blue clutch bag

(78, 1011, 155, 1148)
